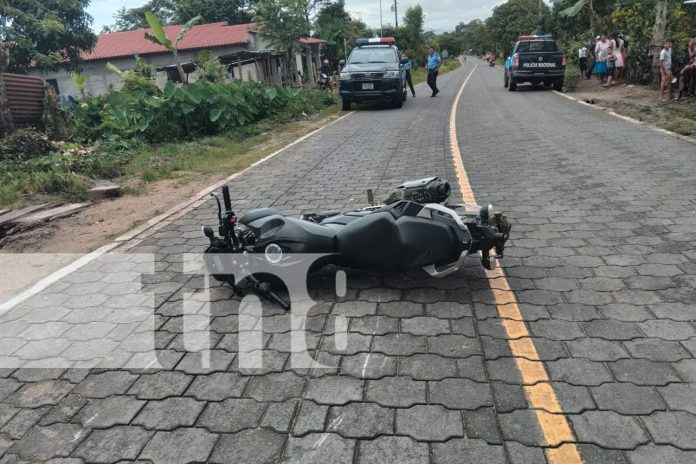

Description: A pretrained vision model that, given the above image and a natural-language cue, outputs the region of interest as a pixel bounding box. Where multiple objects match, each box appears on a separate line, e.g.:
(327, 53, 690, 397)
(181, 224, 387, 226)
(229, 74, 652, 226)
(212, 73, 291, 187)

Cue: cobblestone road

(0, 61, 694, 463)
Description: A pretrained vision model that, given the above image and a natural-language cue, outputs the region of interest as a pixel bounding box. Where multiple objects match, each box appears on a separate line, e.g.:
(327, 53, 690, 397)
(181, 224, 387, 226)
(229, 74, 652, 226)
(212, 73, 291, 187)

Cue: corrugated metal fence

(4, 74, 44, 126)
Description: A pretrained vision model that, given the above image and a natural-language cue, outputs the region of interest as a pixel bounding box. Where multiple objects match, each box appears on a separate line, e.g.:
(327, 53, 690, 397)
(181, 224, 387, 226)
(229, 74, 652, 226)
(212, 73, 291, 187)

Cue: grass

(410, 58, 462, 86)
(127, 104, 339, 184)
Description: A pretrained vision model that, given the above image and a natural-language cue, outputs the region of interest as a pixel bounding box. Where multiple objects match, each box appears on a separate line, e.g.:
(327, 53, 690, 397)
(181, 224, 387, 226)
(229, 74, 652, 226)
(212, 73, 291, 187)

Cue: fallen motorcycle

(203, 177, 511, 309)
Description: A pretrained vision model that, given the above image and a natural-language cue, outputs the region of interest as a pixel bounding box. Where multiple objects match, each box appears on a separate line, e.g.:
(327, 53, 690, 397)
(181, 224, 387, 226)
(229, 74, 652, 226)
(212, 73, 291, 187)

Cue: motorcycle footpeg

(482, 256, 497, 271)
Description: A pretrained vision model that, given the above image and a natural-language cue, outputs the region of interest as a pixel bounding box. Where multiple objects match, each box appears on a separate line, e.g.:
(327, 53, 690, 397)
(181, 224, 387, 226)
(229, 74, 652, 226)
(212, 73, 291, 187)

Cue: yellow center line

(448, 62, 584, 463)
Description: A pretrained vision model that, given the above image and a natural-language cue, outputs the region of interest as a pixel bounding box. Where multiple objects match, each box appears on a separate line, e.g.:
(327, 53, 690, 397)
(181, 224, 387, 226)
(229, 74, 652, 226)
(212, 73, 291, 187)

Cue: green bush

(67, 80, 337, 143)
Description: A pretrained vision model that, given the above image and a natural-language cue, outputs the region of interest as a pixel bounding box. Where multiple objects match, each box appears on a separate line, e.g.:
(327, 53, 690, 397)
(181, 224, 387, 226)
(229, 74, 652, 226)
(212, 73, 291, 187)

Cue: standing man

(578, 44, 588, 76)
(659, 39, 673, 101)
(426, 47, 441, 97)
(403, 52, 416, 97)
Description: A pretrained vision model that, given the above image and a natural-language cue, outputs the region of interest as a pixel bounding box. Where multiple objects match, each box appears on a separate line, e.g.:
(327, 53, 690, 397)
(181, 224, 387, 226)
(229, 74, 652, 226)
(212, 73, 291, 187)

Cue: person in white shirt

(594, 32, 615, 83)
(579, 46, 588, 75)
(660, 39, 673, 100)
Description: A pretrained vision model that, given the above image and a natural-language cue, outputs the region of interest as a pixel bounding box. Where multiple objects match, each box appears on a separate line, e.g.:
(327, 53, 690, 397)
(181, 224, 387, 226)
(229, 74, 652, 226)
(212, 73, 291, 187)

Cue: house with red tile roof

(30, 21, 309, 97)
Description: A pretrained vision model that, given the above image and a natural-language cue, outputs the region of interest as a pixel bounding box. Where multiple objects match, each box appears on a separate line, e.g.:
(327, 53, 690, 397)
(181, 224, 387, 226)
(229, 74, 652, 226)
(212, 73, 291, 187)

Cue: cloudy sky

(87, 0, 513, 33)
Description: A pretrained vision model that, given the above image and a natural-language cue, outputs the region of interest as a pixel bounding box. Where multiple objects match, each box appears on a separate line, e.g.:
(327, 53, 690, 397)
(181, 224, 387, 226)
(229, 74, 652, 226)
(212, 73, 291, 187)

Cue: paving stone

(455, 356, 487, 382)
(365, 376, 426, 407)
(400, 317, 450, 336)
(73, 426, 152, 463)
(282, 433, 355, 464)
(546, 358, 614, 385)
(1, 406, 48, 439)
(657, 383, 696, 415)
(528, 320, 585, 340)
(425, 302, 473, 318)
(210, 429, 286, 464)
(582, 320, 641, 340)
(566, 338, 630, 361)
(245, 372, 305, 401)
(333, 301, 377, 317)
(498, 410, 546, 446)
(395, 405, 463, 441)
(73, 371, 139, 398)
(576, 444, 628, 464)
(490, 382, 528, 413)
(9, 380, 73, 408)
(429, 378, 493, 409)
(0, 379, 20, 403)
(140, 428, 218, 464)
(431, 438, 506, 464)
(197, 398, 266, 433)
(427, 334, 481, 357)
(505, 441, 547, 464)
(377, 301, 423, 317)
(450, 317, 476, 336)
(625, 445, 696, 464)
(608, 359, 681, 385)
(463, 407, 502, 444)
(648, 303, 695, 321)
(674, 359, 696, 382)
(10, 368, 64, 383)
(486, 358, 524, 384)
(340, 353, 397, 379)
(399, 354, 457, 380)
(624, 338, 691, 361)
(642, 411, 696, 449)
(357, 436, 429, 464)
(293, 400, 328, 436)
(326, 403, 393, 438)
(321, 333, 372, 355)
(348, 316, 398, 335)
(261, 399, 298, 433)
(372, 334, 426, 355)
(600, 303, 654, 322)
(9, 423, 83, 461)
(552, 382, 595, 413)
(133, 397, 205, 430)
(304, 376, 363, 405)
(128, 371, 192, 399)
(174, 350, 235, 374)
(75, 396, 145, 428)
(591, 383, 666, 415)
(570, 411, 650, 449)
(639, 320, 696, 340)
(40, 394, 87, 425)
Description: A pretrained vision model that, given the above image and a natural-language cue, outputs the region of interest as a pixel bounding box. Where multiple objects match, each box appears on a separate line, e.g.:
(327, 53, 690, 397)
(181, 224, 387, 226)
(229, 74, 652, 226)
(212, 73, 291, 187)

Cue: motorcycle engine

(384, 177, 451, 205)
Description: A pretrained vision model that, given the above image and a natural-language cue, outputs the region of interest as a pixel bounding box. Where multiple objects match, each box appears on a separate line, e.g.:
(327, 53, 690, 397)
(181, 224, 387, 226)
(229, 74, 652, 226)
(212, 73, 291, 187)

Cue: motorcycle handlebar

(222, 186, 232, 212)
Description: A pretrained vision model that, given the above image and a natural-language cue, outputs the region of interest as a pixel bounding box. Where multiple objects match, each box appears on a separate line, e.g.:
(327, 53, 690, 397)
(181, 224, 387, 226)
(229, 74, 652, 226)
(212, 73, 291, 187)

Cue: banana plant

(143, 12, 201, 84)
(70, 71, 87, 100)
(560, 0, 599, 34)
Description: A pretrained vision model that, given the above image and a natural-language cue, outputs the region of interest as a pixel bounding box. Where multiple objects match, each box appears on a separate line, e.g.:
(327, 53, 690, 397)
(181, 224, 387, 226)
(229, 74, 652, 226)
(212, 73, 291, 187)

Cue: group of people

(659, 38, 696, 101)
(578, 31, 627, 86)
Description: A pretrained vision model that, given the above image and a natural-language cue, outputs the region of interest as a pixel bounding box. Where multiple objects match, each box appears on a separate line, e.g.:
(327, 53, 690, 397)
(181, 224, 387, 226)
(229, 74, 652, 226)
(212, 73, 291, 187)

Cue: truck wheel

(392, 92, 404, 109)
(342, 98, 352, 111)
(553, 78, 564, 91)
(508, 78, 517, 91)
(504, 71, 509, 88)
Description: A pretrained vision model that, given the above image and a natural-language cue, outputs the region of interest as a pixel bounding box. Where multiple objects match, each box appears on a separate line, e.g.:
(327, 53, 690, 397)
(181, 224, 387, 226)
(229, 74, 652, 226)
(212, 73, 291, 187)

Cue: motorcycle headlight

(384, 70, 400, 78)
(340, 72, 351, 80)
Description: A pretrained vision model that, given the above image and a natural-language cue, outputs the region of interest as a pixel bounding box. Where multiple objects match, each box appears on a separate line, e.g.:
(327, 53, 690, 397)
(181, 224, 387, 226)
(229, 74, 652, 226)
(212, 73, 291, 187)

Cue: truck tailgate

(517, 52, 564, 72)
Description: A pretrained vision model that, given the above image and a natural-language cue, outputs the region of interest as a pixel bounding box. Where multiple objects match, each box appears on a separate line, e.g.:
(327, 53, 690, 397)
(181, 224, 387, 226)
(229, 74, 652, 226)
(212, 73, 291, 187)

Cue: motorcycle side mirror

(339, 59, 346, 66)
(202, 226, 215, 240)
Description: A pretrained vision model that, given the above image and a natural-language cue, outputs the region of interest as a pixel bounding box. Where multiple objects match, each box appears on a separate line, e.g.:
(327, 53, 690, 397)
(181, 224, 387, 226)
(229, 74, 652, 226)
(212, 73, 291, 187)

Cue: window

(516, 41, 558, 53)
(46, 79, 59, 95)
(347, 47, 398, 65)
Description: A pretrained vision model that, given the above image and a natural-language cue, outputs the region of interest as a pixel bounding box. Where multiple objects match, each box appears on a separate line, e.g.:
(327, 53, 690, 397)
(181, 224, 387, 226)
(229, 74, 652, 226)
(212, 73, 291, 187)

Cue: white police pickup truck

(504, 35, 566, 92)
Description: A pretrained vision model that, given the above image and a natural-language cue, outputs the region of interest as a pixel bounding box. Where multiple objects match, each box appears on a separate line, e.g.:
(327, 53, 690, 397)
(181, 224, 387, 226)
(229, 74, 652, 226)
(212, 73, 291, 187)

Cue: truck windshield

(348, 47, 397, 64)
(517, 41, 557, 53)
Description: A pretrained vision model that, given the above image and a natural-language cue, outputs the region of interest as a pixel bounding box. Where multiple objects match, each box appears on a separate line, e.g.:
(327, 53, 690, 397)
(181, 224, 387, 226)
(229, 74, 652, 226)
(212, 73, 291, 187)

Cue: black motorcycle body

(203, 177, 510, 309)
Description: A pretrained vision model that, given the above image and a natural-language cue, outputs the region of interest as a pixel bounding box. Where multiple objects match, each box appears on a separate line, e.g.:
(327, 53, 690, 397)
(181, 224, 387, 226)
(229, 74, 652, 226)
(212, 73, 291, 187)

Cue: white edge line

(0, 110, 355, 312)
(552, 89, 696, 145)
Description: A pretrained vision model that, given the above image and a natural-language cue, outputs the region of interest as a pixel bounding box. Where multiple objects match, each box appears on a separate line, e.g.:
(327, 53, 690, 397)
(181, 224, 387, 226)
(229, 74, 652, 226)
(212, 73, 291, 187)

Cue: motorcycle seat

(239, 208, 281, 225)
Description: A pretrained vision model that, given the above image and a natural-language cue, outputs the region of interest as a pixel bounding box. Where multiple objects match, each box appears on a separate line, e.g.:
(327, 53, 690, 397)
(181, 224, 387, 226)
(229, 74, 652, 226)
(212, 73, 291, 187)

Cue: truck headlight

(384, 70, 400, 78)
(340, 72, 351, 80)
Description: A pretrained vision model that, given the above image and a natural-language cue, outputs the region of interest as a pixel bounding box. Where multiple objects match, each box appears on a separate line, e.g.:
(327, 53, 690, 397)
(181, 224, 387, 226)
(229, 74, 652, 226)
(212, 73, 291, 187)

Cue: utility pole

(379, 0, 383, 37)
(394, 0, 398, 28)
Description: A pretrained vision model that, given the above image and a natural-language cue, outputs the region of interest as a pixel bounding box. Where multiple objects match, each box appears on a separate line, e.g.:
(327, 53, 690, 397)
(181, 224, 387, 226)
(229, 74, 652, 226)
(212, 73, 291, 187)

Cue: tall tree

(651, 0, 668, 84)
(254, 0, 310, 82)
(106, 0, 176, 32)
(0, 0, 97, 73)
(485, 0, 549, 55)
(175, 0, 258, 24)
(313, 0, 351, 61)
(400, 4, 424, 55)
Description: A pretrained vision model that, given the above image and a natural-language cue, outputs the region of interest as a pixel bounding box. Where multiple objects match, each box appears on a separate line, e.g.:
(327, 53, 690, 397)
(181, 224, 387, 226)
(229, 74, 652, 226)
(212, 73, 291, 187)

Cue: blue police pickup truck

(338, 37, 409, 111)
(504, 35, 566, 92)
